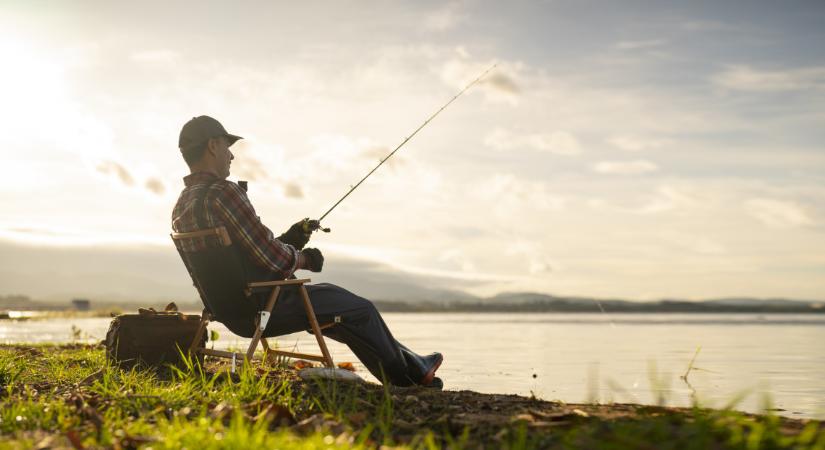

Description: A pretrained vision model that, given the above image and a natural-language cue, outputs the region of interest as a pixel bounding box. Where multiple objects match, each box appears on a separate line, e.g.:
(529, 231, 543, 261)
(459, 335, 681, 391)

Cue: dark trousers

(222, 283, 421, 386)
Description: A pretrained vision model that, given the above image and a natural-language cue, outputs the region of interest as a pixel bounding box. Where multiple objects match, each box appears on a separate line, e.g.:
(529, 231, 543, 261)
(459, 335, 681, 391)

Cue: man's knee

(309, 283, 375, 310)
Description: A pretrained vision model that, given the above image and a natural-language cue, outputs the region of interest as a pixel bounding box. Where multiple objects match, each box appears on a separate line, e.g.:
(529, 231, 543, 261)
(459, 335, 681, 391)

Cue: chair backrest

(171, 226, 259, 321)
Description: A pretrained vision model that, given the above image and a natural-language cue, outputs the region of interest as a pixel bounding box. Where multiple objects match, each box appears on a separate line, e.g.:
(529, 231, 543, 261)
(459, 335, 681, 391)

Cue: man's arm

(213, 182, 307, 278)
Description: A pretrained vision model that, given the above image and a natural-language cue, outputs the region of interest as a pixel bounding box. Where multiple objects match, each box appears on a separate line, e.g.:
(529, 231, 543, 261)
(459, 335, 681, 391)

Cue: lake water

(2, 312, 823, 419)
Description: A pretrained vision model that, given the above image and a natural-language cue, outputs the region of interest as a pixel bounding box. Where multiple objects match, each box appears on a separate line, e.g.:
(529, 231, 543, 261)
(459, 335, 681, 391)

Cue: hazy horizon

(2, 1, 824, 301)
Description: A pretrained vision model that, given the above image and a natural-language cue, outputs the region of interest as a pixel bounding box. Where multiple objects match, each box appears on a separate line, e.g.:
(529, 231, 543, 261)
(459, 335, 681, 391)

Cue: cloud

(484, 173, 567, 212)
(0, 224, 163, 247)
(442, 225, 491, 239)
(96, 161, 166, 196)
(5, 227, 70, 237)
(606, 135, 669, 152)
(360, 145, 404, 169)
(680, 21, 741, 32)
(437, 248, 476, 272)
(505, 241, 557, 275)
(440, 59, 520, 103)
(658, 231, 726, 255)
(484, 128, 581, 155)
(96, 160, 135, 186)
(712, 65, 825, 92)
(627, 186, 695, 214)
(744, 198, 814, 228)
(283, 182, 304, 199)
(144, 177, 165, 195)
(307, 134, 375, 173)
(613, 39, 667, 51)
(130, 49, 180, 64)
(481, 72, 520, 95)
(587, 185, 697, 215)
(424, 2, 466, 31)
(232, 153, 270, 182)
(593, 160, 659, 175)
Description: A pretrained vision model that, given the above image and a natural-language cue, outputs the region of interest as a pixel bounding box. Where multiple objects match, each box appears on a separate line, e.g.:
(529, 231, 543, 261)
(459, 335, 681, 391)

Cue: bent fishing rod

(302, 62, 498, 234)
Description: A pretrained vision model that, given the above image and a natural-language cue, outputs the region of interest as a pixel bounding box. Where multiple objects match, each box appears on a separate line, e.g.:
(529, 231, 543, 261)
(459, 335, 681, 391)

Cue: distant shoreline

(372, 300, 825, 314)
(1, 304, 824, 320)
(3, 293, 824, 316)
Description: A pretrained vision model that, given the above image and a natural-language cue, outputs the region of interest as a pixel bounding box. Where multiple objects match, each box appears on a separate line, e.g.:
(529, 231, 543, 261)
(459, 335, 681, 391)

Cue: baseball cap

(178, 115, 243, 152)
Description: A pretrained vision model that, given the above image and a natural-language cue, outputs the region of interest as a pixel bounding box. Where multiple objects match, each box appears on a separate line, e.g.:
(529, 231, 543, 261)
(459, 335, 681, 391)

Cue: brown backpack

(105, 308, 206, 369)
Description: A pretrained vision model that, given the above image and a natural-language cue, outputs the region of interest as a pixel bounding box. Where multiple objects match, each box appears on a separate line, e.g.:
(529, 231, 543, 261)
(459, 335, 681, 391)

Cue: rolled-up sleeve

(213, 182, 300, 278)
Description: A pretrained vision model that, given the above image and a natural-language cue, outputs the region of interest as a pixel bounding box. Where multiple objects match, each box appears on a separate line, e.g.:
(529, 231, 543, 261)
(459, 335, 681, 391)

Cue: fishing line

(312, 63, 498, 230)
(592, 298, 616, 328)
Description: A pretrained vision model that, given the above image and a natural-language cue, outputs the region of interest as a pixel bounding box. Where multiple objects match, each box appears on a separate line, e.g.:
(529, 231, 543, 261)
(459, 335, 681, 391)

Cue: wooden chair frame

(171, 227, 335, 368)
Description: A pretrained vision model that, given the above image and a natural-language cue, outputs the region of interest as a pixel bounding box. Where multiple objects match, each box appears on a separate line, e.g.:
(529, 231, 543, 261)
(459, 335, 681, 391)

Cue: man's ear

(206, 137, 219, 156)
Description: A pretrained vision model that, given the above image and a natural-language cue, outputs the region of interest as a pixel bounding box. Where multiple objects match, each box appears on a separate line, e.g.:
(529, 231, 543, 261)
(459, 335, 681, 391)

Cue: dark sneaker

(426, 377, 444, 390)
(419, 352, 443, 386)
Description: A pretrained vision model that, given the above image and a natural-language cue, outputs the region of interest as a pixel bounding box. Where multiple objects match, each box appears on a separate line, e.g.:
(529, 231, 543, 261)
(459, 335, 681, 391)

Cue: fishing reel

(302, 218, 330, 234)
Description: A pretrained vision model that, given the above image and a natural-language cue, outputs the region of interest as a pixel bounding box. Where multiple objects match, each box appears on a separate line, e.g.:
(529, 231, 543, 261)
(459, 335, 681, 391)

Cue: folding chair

(171, 226, 335, 368)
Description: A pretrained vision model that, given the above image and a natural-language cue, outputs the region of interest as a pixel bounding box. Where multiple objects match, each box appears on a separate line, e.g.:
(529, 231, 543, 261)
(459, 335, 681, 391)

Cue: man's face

(210, 136, 234, 179)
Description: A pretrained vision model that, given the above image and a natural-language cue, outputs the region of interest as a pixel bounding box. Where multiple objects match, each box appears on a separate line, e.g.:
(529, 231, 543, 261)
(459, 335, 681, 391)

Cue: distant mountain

(1, 238, 822, 312)
(702, 297, 824, 307)
(0, 238, 476, 305)
(486, 291, 624, 305)
(416, 291, 825, 313)
(0, 295, 36, 309)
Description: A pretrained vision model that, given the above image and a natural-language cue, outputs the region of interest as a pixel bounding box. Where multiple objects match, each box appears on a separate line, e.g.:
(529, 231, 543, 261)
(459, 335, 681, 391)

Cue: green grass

(0, 344, 823, 449)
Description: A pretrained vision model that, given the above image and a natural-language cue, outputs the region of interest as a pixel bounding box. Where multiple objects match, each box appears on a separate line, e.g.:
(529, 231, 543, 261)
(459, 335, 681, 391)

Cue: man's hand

(301, 219, 323, 234)
(278, 220, 312, 250)
(301, 248, 324, 272)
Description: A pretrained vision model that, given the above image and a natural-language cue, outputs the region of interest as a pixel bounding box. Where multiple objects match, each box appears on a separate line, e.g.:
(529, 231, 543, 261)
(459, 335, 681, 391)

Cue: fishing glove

(301, 248, 324, 272)
(278, 219, 313, 250)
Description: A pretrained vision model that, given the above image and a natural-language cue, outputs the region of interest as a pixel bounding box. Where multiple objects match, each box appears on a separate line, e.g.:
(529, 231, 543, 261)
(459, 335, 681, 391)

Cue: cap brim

(226, 134, 243, 145)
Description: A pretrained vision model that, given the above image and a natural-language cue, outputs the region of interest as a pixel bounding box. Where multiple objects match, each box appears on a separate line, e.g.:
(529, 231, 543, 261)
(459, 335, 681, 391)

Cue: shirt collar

(183, 172, 219, 187)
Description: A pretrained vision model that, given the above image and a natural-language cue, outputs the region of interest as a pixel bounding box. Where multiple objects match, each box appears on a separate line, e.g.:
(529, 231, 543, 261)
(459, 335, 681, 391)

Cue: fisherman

(171, 115, 443, 387)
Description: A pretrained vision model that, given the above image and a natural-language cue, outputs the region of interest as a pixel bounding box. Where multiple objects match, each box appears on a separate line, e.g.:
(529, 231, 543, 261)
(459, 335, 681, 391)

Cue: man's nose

(229, 150, 234, 160)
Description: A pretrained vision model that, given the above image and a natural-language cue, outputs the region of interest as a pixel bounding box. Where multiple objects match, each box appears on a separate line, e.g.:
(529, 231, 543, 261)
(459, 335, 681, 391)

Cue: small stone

(572, 408, 590, 417)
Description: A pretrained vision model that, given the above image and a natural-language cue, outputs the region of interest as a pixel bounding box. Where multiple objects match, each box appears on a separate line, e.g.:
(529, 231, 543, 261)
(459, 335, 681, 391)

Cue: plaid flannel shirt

(171, 172, 301, 278)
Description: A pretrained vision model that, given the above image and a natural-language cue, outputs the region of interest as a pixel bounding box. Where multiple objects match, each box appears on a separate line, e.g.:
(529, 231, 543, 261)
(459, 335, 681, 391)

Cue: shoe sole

(426, 377, 444, 390)
(421, 354, 443, 386)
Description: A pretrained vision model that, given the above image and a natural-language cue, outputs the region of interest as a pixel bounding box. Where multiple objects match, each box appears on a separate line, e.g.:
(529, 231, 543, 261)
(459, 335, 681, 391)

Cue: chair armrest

(248, 278, 312, 289)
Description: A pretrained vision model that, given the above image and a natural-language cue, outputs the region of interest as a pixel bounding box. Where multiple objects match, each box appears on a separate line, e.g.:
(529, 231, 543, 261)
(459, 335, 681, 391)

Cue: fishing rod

(303, 62, 498, 234)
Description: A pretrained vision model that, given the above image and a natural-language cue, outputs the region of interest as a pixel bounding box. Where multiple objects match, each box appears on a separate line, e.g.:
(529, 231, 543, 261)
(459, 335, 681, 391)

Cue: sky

(1, 0, 824, 302)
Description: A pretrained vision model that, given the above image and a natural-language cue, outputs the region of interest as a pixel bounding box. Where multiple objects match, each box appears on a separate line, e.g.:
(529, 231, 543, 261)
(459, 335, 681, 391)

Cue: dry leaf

(292, 360, 315, 370)
(337, 362, 356, 372)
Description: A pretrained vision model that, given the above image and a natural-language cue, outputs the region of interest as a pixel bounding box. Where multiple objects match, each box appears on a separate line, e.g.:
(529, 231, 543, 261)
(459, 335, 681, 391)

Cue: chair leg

(189, 309, 210, 353)
(298, 285, 335, 368)
(246, 286, 281, 361)
(260, 338, 276, 365)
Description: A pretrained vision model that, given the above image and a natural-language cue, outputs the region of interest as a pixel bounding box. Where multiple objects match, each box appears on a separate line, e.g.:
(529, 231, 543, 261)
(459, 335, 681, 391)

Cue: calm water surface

(2, 313, 823, 419)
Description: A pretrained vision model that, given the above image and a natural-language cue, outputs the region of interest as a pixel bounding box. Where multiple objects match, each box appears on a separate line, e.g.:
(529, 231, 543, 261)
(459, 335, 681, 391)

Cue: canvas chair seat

(181, 239, 256, 321)
(171, 226, 334, 368)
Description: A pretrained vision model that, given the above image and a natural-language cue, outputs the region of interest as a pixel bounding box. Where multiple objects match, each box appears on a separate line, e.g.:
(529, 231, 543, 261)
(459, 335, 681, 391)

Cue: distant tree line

(372, 299, 825, 313)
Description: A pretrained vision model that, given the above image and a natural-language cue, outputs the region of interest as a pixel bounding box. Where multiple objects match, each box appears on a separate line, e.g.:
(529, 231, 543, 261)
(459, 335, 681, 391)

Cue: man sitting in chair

(171, 115, 443, 387)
